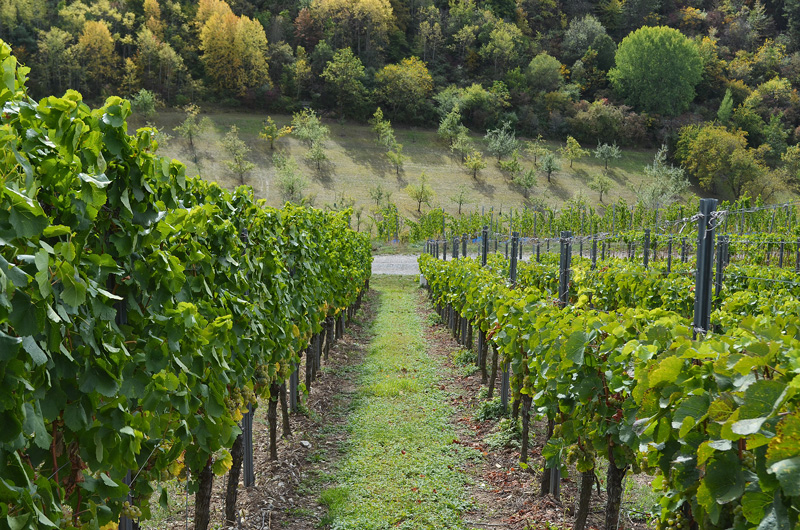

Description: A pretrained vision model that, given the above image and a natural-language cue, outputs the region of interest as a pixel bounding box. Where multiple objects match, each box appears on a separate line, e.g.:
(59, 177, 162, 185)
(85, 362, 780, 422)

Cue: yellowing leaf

(212, 450, 233, 476)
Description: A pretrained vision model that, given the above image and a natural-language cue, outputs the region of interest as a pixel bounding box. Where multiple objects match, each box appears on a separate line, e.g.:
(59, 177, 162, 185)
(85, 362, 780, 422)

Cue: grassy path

(321, 276, 477, 529)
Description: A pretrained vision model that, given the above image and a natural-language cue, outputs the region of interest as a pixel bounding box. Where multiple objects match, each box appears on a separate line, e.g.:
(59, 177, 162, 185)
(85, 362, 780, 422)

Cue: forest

(3, 0, 800, 201)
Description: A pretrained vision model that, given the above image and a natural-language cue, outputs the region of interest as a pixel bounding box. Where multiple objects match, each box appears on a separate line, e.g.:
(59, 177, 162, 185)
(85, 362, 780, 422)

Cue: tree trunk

(224, 434, 244, 525)
(279, 382, 291, 438)
(304, 347, 312, 394)
(480, 333, 488, 384)
(311, 335, 318, 382)
(520, 395, 532, 463)
(268, 383, 280, 461)
(325, 317, 333, 360)
(194, 457, 214, 530)
(466, 323, 473, 350)
(605, 446, 629, 530)
(512, 395, 520, 422)
(539, 418, 555, 495)
(488, 345, 499, 398)
(574, 470, 595, 530)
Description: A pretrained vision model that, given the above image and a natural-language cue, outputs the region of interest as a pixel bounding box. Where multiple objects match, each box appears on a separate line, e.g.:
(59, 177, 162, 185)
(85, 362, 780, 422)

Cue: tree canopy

(609, 26, 703, 116)
(375, 57, 433, 120)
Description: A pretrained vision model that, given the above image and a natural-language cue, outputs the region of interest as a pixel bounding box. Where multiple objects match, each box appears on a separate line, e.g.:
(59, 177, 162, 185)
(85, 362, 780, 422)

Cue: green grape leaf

(22, 402, 51, 449)
(0, 330, 21, 360)
(564, 330, 588, 365)
(696, 481, 721, 524)
(740, 380, 786, 419)
(79, 368, 120, 398)
(6, 189, 47, 238)
(21, 337, 47, 366)
(1, 254, 30, 289)
(3, 55, 16, 92)
(742, 491, 772, 524)
(672, 394, 710, 429)
(42, 225, 72, 238)
(704, 452, 745, 504)
(7, 514, 31, 530)
(57, 262, 86, 308)
(766, 413, 800, 466)
(63, 401, 89, 431)
(649, 355, 683, 388)
(757, 492, 791, 530)
(212, 450, 233, 476)
(767, 457, 800, 497)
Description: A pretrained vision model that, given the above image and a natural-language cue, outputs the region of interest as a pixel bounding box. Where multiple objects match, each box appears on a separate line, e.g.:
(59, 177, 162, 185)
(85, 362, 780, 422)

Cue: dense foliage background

(5, 0, 800, 200)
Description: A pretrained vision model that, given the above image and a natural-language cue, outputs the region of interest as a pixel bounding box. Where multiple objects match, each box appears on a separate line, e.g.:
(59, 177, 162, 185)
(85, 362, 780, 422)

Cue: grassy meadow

(131, 110, 665, 221)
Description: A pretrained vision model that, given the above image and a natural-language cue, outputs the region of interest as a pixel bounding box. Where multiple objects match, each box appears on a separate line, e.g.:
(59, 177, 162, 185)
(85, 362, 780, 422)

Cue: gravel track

(371, 254, 420, 276)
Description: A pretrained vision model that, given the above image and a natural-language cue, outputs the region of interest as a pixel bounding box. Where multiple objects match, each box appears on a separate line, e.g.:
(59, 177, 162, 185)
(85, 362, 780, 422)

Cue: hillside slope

(133, 111, 663, 218)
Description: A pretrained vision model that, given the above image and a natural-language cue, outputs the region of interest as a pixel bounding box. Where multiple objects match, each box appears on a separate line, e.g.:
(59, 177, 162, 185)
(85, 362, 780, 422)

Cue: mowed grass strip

(320, 276, 476, 529)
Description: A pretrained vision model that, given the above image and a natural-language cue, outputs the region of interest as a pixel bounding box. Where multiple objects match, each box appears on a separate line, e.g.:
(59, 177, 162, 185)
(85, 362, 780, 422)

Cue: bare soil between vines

(414, 288, 652, 530)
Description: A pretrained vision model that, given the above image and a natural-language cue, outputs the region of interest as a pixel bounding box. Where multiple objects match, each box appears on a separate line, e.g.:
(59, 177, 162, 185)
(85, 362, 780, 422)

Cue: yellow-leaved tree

(310, 0, 394, 55)
(77, 20, 117, 95)
(198, 0, 270, 96)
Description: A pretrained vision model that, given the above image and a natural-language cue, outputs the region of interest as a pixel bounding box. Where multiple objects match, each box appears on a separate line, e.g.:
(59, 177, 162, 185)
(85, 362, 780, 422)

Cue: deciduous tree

(387, 145, 406, 175)
(291, 108, 329, 146)
(35, 27, 74, 95)
(306, 141, 328, 171)
(451, 131, 473, 163)
(609, 26, 702, 116)
(589, 173, 613, 202)
(450, 184, 472, 214)
(637, 145, 689, 210)
(260, 117, 292, 150)
(309, 0, 394, 56)
(479, 20, 525, 76)
(526, 135, 549, 165)
(143, 0, 164, 38)
(527, 52, 563, 93)
(438, 107, 467, 146)
(369, 183, 391, 206)
(594, 141, 621, 169)
(562, 14, 616, 69)
(485, 121, 518, 162)
(222, 125, 255, 185)
(717, 88, 733, 124)
(465, 150, 487, 179)
(199, 8, 270, 96)
(676, 123, 765, 198)
(540, 152, 560, 183)
(77, 20, 117, 95)
(514, 168, 537, 198)
(406, 173, 435, 212)
(173, 104, 213, 163)
(499, 149, 523, 178)
(321, 47, 365, 118)
(274, 154, 308, 203)
(560, 136, 589, 168)
(370, 107, 396, 150)
(375, 57, 434, 120)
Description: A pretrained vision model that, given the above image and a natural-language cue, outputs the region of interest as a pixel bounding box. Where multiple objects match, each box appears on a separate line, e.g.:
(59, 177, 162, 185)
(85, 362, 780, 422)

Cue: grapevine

(0, 41, 371, 529)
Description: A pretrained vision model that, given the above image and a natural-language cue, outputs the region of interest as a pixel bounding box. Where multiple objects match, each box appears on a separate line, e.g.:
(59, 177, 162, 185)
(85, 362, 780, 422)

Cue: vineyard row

(418, 198, 799, 530)
(0, 43, 371, 530)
